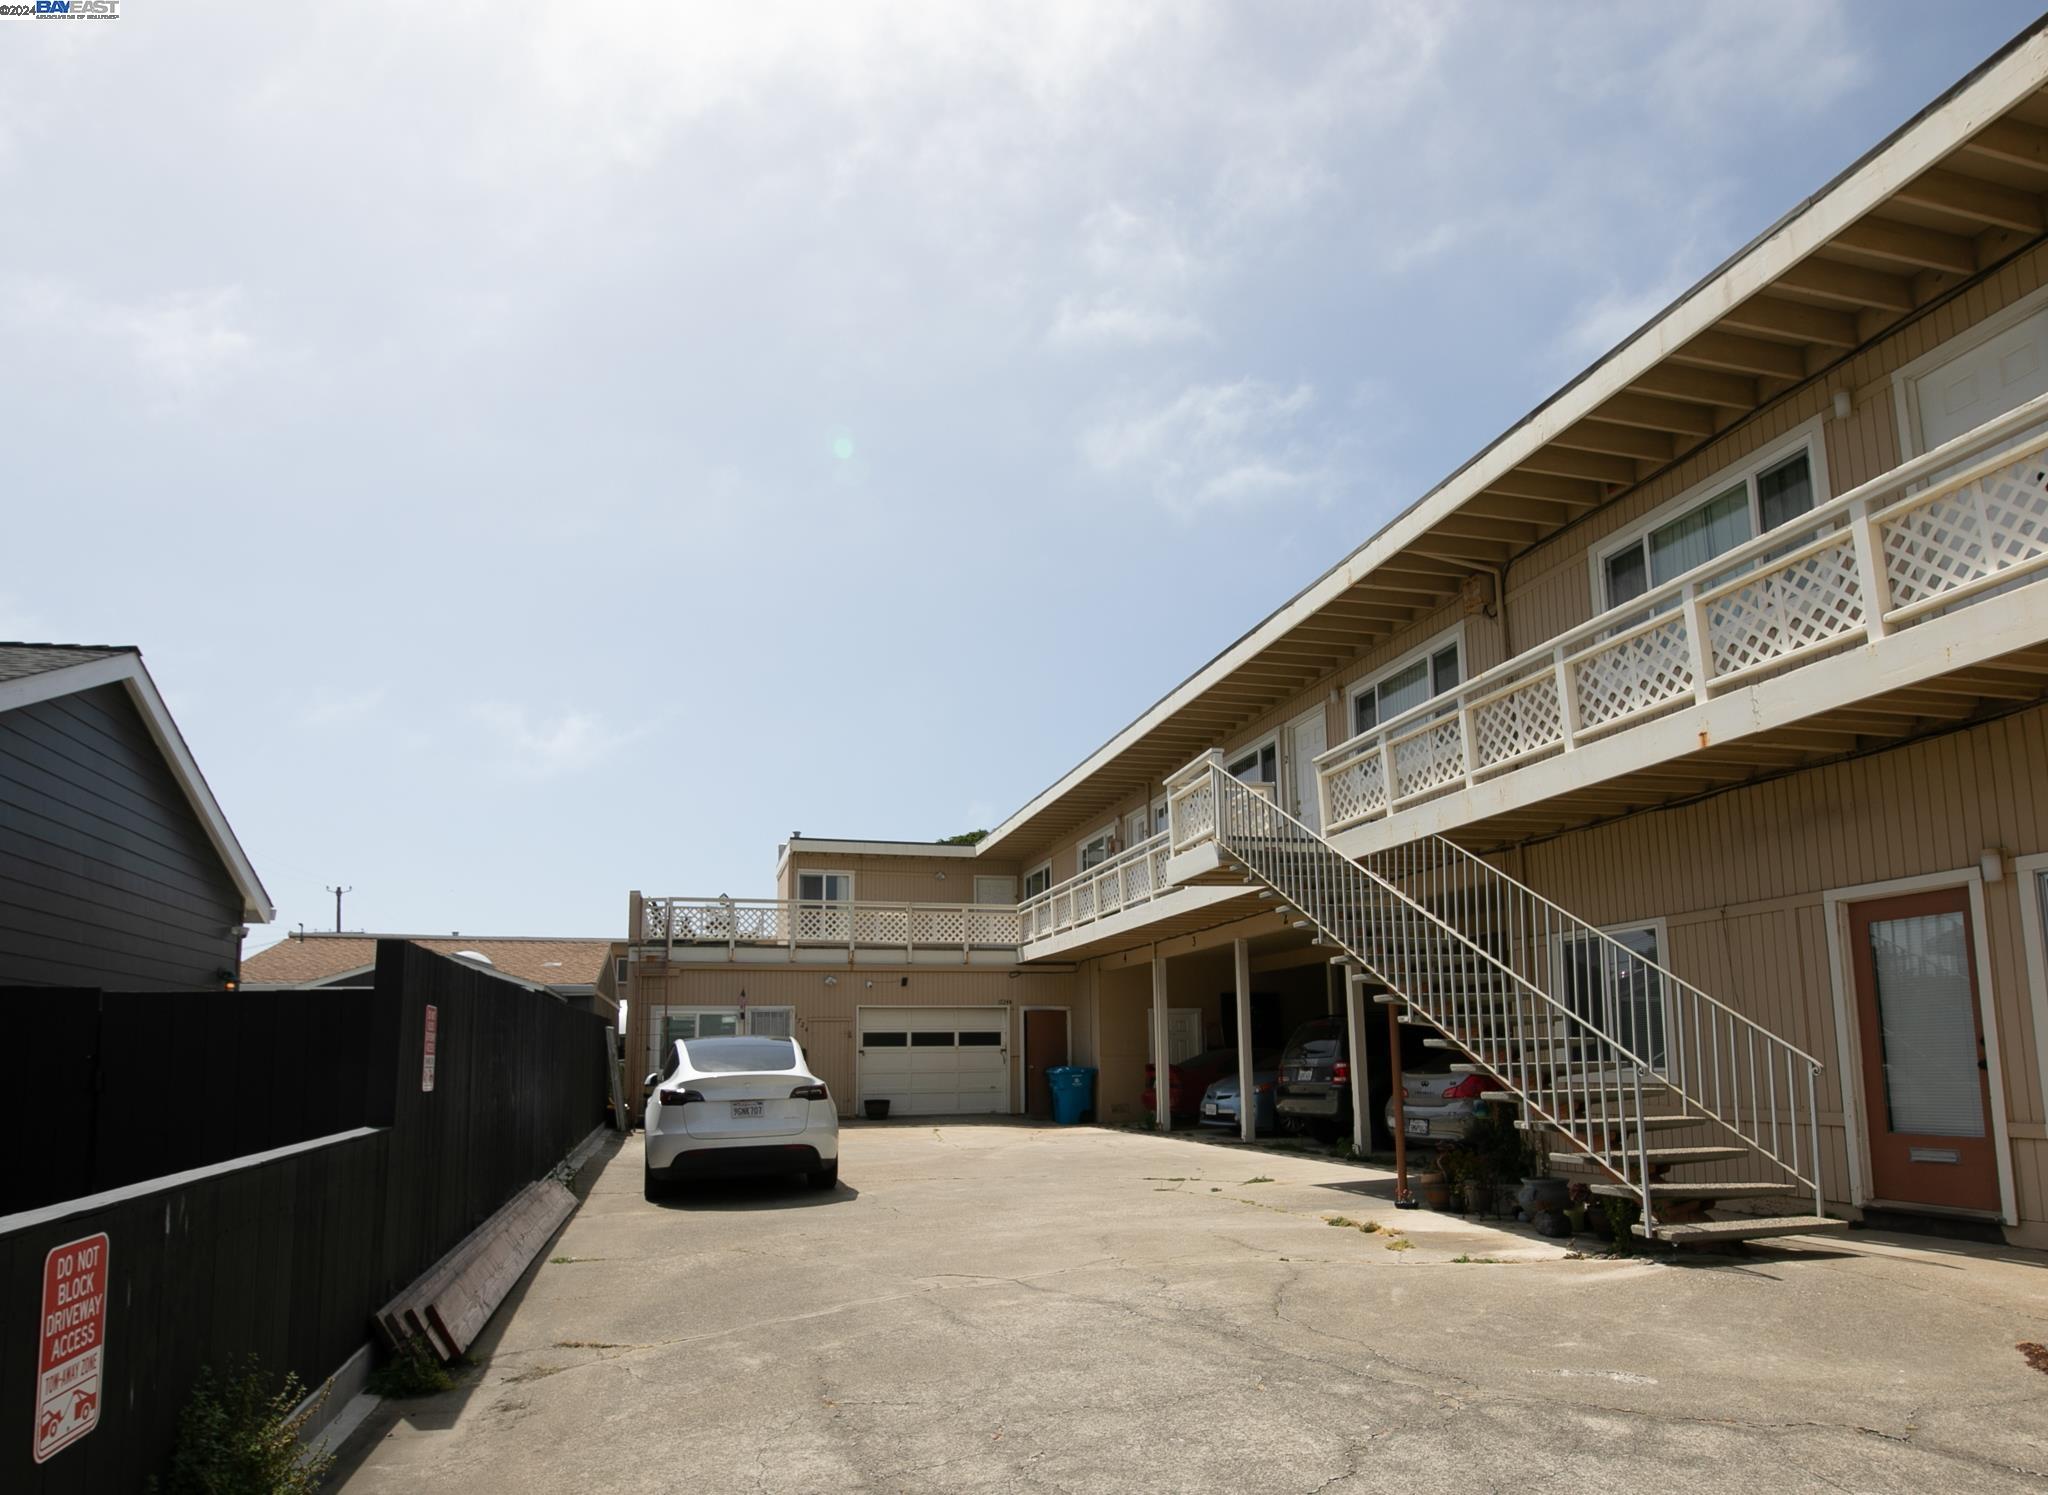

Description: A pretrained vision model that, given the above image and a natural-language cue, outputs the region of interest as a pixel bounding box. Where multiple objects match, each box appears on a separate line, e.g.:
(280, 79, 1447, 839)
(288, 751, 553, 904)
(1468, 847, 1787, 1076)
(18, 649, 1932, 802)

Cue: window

(614, 956, 629, 984)
(1125, 796, 1167, 846)
(1349, 628, 1463, 736)
(1226, 739, 1277, 784)
(746, 1006, 795, 1039)
(863, 1031, 909, 1047)
(911, 1031, 954, 1047)
(1557, 921, 1667, 1069)
(797, 871, 853, 902)
(1077, 824, 1115, 872)
(1596, 433, 1824, 610)
(1022, 862, 1052, 899)
(959, 1030, 1004, 1047)
(684, 1037, 796, 1072)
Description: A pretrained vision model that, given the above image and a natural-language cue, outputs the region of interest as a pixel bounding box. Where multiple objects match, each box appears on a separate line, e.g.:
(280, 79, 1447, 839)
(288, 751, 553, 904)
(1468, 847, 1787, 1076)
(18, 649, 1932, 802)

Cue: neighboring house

(242, 932, 620, 1023)
(0, 644, 272, 989)
(630, 27, 2048, 1251)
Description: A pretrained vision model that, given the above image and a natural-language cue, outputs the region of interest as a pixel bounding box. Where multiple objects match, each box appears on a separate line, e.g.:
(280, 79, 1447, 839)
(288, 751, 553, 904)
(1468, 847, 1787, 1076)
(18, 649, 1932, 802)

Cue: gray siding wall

(0, 683, 241, 988)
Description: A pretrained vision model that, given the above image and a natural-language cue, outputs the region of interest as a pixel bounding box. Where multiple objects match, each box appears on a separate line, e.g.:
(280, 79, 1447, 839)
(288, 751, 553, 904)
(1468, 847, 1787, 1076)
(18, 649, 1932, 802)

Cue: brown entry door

(1848, 889, 1999, 1213)
(1023, 1009, 1069, 1120)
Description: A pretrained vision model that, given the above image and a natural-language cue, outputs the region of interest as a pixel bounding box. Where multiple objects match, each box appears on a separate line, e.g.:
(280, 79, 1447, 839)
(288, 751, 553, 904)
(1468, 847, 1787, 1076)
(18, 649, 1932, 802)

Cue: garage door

(857, 1007, 1009, 1116)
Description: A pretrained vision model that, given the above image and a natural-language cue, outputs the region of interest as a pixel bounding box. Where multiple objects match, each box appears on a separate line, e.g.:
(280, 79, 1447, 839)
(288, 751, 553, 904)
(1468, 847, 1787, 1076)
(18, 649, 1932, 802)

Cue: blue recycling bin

(1047, 1065, 1097, 1126)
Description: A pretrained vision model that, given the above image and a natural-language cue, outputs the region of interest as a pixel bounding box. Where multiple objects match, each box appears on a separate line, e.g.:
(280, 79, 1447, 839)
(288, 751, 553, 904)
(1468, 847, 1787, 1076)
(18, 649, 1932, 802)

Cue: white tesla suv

(642, 1035, 840, 1198)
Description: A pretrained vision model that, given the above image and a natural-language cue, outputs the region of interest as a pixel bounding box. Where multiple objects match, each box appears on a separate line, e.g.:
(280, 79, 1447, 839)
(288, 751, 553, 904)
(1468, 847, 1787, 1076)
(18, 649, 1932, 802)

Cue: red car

(1142, 1048, 1242, 1124)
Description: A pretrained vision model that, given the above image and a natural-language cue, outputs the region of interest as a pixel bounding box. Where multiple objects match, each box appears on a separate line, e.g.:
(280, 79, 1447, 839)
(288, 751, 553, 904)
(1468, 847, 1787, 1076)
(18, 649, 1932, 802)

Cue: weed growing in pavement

(1324, 1215, 1384, 1234)
(1450, 1255, 1503, 1264)
(367, 1334, 455, 1399)
(1384, 1236, 1416, 1252)
(1241, 1175, 1275, 1185)
(161, 1356, 332, 1495)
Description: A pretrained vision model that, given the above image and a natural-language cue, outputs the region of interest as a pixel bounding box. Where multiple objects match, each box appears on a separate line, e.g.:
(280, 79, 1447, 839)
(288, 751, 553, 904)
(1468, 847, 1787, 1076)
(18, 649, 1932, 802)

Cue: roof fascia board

(787, 838, 984, 858)
(977, 28, 2048, 857)
(0, 653, 276, 923)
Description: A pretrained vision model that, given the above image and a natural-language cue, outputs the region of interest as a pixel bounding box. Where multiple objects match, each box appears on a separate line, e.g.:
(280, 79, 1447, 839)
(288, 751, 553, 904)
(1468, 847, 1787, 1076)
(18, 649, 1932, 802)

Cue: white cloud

(468, 703, 624, 782)
(1046, 294, 1208, 350)
(1083, 379, 1331, 516)
(1, 278, 258, 402)
(296, 689, 385, 729)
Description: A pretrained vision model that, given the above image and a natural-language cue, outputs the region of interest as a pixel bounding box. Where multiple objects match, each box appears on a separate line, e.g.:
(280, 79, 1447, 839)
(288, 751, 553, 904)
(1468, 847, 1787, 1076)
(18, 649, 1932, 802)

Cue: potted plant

(1412, 1156, 1451, 1211)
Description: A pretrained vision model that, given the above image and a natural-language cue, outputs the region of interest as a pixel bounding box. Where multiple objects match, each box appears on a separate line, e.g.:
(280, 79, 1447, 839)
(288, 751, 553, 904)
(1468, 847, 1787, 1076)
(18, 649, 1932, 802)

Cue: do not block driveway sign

(34, 1232, 108, 1464)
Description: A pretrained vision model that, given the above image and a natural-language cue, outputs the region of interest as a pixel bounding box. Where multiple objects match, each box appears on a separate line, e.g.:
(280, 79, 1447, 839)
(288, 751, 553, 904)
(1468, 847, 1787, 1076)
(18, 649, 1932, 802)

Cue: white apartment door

(1145, 1008, 1205, 1064)
(1288, 708, 1328, 833)
(1911, 306, 2048, 472)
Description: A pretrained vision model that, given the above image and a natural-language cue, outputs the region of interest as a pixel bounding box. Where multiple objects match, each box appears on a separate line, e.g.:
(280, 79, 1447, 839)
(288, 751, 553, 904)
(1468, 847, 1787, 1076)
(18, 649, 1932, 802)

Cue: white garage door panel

(858, 1006, 1010, 1116)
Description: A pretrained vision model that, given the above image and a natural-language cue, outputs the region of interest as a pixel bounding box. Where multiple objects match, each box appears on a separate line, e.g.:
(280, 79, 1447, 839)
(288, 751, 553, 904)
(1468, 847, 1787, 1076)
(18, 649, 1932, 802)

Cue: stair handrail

(1359, 833, 1822, 1212)
(1205, 763, 1826, 1224)
(1206, 766, 1660, 1223)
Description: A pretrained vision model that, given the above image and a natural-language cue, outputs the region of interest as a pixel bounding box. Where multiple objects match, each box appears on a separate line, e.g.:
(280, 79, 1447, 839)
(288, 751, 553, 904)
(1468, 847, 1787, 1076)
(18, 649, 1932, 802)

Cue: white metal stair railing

(1316, 391, 2048, 836)
(1194, 762, 1827, 1236)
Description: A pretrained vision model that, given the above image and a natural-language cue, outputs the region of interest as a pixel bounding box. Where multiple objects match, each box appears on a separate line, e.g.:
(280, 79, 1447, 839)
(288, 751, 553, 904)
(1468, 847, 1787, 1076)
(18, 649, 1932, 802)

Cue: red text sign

(422, 1004, 438, 1092)
(34, 1232, 108, 1464)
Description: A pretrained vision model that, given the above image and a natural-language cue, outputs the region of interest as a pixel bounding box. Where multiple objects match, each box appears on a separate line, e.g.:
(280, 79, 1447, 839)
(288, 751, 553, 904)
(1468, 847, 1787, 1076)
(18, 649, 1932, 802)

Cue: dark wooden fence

(0, 942, 612, 1494)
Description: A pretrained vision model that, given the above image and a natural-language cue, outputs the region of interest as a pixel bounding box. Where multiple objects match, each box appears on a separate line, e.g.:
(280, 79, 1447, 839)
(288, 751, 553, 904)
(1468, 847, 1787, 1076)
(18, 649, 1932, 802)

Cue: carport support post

(1233, 939, 1254, 1142)
(1389, 1003, 1411, 1205)
(1344, 972, 1368, 1158)
(1151, 952, 1172, 1132)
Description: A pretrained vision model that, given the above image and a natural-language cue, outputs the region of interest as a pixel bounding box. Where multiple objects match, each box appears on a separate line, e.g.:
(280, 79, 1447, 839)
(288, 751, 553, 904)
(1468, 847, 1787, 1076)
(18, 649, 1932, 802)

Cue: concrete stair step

(1636, 1214, 1848, 1245)
(1591, 1181, 1798, 1199)
(1520, 1113, 1698, 1134)
(1549, 1146, 1749, 1169)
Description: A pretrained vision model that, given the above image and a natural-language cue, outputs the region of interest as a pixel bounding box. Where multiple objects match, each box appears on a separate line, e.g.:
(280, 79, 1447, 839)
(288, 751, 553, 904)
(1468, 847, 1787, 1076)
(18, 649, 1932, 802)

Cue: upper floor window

(1225, 739, 1276, 784)
(1022, 862, 1052, 899)
(1076, 825, 1115, 871)
(1595, 431, 1824, 611)
(1350, 627, 1463, 736)
(796, 871, 852, 903)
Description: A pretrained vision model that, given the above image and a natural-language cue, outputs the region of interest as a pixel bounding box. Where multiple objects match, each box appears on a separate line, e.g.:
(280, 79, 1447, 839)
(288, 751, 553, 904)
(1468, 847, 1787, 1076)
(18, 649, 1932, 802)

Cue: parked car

(1199, 1060, 1279, 1132)
(1274, 1017, 1354, 1141)
(1384, 1068, 1491, 1143)
(642, 1035, 839, 1198)
(1143, 1047, 1240, 1124)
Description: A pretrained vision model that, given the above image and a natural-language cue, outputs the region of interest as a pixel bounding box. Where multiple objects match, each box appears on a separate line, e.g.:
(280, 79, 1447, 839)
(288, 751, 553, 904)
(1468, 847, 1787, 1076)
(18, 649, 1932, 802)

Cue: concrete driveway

(330, 1122, 2048, 1494)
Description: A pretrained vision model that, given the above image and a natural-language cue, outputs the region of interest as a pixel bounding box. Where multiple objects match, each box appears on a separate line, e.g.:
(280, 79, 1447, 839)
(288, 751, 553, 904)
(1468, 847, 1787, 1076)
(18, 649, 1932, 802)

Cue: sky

(3, 1, 2043, 951)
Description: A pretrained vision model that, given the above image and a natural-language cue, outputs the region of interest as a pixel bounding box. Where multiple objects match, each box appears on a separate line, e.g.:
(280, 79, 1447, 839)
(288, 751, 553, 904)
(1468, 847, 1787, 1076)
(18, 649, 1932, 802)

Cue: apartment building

(629, 25, 2048, 1251)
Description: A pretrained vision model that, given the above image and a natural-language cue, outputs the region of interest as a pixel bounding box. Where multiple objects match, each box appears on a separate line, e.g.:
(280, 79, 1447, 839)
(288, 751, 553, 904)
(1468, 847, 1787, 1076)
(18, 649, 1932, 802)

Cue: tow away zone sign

(34, 1232, 108, 1464)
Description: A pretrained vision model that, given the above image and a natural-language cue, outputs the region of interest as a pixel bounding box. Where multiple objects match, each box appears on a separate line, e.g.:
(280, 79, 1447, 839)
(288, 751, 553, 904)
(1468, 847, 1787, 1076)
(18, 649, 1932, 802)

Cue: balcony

(1315, 395, 2048, 848)
(636, 895, 1023, 965)
(1017, 833, 1174, 944)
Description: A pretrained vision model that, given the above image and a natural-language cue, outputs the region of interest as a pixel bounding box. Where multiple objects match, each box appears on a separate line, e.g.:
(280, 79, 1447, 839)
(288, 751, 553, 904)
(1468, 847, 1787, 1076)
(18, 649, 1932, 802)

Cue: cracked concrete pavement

(327, 1122, 2048, 1494)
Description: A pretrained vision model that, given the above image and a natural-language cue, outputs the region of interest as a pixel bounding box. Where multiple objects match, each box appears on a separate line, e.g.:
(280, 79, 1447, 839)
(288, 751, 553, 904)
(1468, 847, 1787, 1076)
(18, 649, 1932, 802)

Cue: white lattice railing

(1318, 392, 2048, 835)
(1017, 832, 1175, 944)
(641, 896, 1022, 960)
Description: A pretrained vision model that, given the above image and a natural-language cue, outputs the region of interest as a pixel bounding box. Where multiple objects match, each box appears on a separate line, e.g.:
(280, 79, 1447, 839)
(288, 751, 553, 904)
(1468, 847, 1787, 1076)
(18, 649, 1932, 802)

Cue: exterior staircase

(1169, 756, 1845, 1247)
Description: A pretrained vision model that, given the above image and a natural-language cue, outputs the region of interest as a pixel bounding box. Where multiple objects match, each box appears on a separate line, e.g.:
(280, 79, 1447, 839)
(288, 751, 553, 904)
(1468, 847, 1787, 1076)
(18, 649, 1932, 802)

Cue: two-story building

(628, 24, 2048, 1251)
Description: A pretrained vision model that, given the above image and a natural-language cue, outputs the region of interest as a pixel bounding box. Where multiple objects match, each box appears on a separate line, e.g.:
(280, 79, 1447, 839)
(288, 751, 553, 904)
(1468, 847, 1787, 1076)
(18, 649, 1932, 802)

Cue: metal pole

(1390, 1001, 1414, 1207)
(1234, 938, 1255, 1143)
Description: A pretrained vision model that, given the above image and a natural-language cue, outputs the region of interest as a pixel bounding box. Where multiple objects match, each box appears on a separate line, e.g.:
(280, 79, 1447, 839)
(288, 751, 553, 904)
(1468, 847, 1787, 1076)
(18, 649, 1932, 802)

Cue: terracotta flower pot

(1415, 1168, 1450, 1211)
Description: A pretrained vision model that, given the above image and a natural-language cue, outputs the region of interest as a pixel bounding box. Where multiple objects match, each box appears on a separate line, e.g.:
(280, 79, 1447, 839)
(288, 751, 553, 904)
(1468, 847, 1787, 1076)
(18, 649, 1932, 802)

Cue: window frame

(1074, 822, 1117, 874)
(795, 869, 855, 903)
(1588, 419, 1831, 612)
(1344, 622, 1467, 739)
(1021, 860, 1052, 900)
(1223, 733, 1279, 785)
(1550, 917, 1672, 1069)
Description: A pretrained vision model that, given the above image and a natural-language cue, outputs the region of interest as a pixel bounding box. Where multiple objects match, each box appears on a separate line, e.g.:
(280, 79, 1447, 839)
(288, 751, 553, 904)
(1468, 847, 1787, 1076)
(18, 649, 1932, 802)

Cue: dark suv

(1274, 1017, 1354, 1141)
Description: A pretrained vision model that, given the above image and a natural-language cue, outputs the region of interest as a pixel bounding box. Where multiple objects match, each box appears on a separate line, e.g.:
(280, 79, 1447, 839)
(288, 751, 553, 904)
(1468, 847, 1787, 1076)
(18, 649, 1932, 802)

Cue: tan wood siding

(783, 851, 1018, 906)
(629, 961, 1079, 1119)
(1505, 703, 2048, 1241)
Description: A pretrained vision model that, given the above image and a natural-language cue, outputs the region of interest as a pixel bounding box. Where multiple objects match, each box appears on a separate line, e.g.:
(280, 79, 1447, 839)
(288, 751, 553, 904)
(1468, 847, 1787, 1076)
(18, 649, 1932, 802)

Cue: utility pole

(325, 884, 353, 933)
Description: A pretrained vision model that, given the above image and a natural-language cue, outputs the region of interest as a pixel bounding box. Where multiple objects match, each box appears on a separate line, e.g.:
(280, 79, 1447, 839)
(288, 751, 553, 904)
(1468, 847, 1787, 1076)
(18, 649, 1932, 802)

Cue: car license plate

(1405, 1117, 1429, 1135)
(1202, 1102, 1218, 1116)
(730, 1100, 763, 1118)
(1296, 1068, 1315, 1082)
